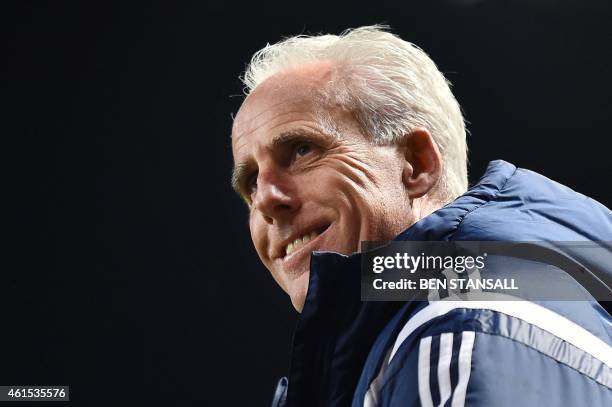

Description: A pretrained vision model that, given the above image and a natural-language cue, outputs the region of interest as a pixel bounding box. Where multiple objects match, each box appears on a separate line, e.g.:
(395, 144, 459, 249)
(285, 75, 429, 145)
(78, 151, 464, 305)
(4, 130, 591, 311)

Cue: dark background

(3, 0, 611, 405)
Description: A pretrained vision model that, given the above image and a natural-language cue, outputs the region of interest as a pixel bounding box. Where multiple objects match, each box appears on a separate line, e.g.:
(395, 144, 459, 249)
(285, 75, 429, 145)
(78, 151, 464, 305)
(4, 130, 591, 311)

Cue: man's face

(232, 62, 414, 311)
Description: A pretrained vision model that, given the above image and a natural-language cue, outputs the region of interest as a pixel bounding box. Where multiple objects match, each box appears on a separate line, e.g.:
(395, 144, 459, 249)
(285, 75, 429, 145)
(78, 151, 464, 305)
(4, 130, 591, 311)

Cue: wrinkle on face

(231, 61, 415, 311)
(233, 111, 318, 155)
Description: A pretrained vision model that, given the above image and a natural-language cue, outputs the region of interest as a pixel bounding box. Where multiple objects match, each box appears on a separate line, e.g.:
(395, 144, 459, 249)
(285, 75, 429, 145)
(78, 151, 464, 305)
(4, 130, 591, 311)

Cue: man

(231, 26, 612, 406)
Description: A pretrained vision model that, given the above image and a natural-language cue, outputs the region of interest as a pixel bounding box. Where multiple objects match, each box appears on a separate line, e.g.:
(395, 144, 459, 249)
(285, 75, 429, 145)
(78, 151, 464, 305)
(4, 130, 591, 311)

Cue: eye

(295, 142, 312, 158)
(246, 172, 258, 195)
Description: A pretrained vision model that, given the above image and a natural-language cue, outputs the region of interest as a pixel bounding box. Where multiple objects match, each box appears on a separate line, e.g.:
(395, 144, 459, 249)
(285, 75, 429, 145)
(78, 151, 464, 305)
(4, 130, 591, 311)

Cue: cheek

(323, 166, 403, 239)
(305, 165, 360, 207)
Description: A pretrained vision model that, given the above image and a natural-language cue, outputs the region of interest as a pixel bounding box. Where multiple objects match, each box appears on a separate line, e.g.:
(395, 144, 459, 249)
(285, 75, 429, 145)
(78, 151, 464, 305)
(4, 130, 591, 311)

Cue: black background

(4, 0, 612, 406)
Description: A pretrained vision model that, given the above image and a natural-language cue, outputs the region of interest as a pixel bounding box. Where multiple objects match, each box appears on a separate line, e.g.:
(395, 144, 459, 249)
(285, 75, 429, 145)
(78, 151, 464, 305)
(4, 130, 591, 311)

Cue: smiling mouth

(282, 224, 331, 259)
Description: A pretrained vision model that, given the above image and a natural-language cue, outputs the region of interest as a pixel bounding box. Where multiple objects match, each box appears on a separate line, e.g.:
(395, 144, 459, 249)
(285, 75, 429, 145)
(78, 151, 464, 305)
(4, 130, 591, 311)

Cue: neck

(412, 195, 444, 223)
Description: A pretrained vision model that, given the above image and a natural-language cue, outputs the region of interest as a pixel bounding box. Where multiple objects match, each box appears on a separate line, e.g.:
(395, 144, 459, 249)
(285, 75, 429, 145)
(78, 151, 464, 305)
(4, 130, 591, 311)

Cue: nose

(252, 167, 299, 224)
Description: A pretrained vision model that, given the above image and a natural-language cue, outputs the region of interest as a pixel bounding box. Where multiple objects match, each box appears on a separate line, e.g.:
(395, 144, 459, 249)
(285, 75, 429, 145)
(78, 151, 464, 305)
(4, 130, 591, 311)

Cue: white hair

(241, 25, 468, 202)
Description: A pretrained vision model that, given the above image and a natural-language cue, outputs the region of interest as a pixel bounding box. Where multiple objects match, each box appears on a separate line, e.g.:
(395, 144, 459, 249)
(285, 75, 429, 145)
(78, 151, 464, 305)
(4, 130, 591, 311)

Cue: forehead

(231, 62, 335, 156)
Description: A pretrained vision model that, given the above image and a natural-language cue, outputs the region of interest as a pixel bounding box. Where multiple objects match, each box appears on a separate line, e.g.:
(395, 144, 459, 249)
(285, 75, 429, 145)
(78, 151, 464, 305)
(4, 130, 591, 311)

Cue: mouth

(279, 223, 331, 260)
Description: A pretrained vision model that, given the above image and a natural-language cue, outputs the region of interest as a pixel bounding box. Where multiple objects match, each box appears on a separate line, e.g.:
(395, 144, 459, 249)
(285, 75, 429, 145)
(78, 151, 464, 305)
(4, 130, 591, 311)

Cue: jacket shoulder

(453, 166, 612, 242)
(354, 301, 612, 407)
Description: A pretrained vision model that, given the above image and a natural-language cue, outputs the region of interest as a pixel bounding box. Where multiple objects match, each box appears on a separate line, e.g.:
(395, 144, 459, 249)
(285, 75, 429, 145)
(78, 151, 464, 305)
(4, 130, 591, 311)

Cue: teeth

(285, 231, 320, 256)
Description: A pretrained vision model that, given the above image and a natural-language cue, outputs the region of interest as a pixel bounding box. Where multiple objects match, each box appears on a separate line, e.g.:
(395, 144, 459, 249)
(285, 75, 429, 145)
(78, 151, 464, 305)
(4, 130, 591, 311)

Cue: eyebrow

(231, 161, 252, 197)
(231, 129, 332, 198)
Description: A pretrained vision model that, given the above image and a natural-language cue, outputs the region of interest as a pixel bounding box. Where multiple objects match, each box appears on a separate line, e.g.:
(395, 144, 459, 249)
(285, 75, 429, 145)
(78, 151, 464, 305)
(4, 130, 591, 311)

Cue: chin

(288, 271, 310, 313)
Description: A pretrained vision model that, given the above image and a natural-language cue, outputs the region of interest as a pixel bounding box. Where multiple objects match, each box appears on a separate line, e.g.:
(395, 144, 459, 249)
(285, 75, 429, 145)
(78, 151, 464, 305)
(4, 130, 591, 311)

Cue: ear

(399, 128, 443, 199)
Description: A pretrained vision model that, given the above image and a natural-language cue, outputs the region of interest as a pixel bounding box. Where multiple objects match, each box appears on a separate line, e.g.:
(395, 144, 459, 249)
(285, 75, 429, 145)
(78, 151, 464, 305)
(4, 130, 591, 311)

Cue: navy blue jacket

(271, 160, 612, 407)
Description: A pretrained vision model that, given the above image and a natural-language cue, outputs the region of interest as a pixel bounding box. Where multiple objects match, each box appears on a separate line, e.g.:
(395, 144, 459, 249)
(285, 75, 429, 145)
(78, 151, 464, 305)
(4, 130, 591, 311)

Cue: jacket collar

(286, 251, 404, 406)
